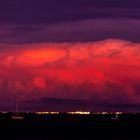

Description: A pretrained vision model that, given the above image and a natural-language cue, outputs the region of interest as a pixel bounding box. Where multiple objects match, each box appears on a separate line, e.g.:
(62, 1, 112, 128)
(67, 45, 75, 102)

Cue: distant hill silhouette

(22, 97, 94, 112)
(1, 97, 140, 112)
(18, 97, 140, 112)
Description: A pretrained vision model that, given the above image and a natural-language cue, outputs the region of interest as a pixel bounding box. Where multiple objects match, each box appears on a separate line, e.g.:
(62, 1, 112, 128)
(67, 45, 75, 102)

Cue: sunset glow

(0, 39, 139, 106)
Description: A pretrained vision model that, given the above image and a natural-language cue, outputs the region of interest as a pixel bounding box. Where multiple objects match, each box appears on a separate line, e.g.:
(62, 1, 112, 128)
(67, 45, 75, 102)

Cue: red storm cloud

(0, 39, 140, 104)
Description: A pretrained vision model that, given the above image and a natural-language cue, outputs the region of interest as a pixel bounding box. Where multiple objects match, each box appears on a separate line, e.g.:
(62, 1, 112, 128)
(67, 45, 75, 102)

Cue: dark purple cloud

(0, 0, 140, 43)
(0, 0, 140, 24)
(0, 19, 140, 43)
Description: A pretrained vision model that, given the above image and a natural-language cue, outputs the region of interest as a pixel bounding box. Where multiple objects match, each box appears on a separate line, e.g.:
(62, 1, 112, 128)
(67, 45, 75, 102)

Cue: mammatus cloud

(0, 39, 140, 105)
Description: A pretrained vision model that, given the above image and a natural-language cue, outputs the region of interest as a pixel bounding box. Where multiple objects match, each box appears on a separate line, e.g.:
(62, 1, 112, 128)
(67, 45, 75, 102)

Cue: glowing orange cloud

(0, 39, 140, 103)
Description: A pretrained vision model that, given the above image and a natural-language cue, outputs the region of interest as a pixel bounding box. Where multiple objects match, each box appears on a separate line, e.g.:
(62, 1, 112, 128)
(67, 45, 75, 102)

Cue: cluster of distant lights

(0, 111, 123, 115)
(35, 111, 123, 115)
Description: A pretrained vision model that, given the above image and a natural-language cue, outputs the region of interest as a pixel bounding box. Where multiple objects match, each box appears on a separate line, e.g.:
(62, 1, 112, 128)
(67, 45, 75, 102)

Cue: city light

(35, 112, 59, 114)
(67, 111, 90, 115)
(34, 111, 123, 115)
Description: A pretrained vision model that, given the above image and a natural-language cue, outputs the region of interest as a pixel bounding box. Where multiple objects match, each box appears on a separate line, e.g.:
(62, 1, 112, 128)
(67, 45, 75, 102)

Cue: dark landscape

(0, 112, 140, 140)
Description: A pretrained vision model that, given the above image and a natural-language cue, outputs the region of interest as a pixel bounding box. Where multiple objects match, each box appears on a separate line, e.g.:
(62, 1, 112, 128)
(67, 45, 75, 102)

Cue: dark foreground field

(0, 113, 140, 140)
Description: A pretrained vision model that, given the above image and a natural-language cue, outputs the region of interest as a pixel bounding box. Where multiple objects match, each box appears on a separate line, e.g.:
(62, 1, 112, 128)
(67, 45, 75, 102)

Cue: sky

(0, 0, 140, 112)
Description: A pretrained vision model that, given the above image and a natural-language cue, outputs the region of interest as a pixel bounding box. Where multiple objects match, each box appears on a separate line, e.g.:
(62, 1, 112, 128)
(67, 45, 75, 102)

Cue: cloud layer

(1, 0, 140, 24)
(0, 39, 140, 106)
(0, 0, 140, 43)
(1, 19, 140, 43)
